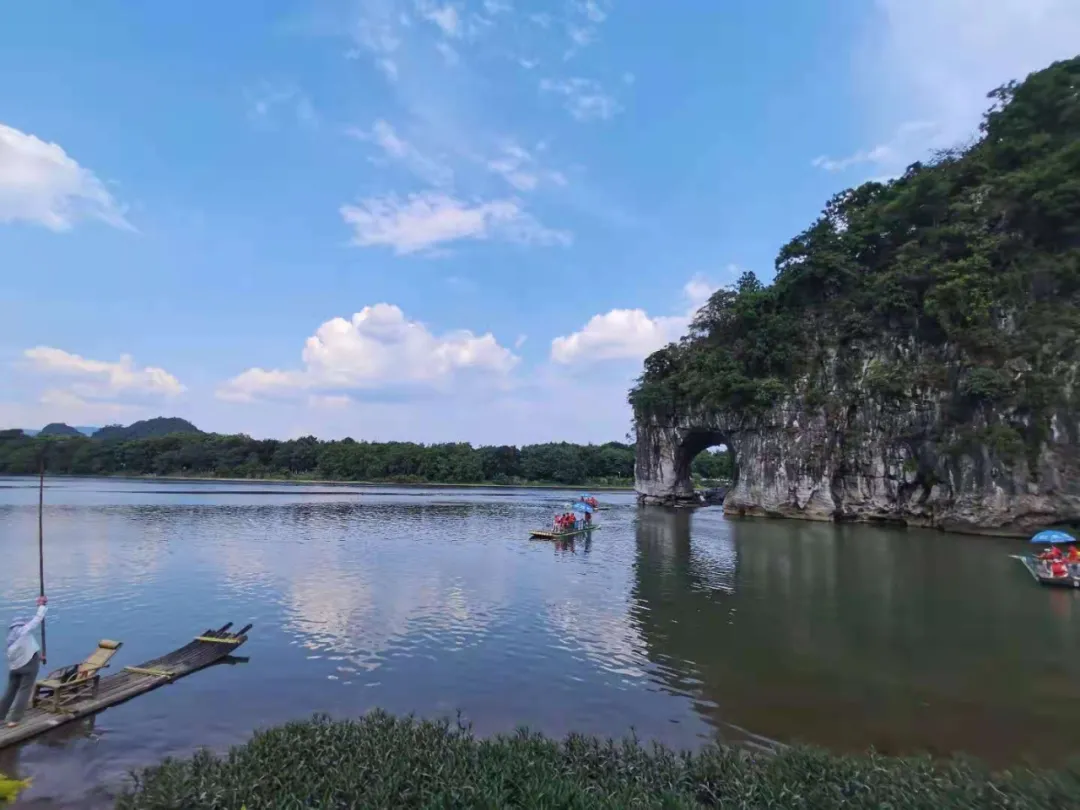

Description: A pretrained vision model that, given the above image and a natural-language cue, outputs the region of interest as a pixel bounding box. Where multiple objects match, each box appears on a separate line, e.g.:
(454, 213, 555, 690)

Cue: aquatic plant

(116, 711, 1080, 809)
(0, 773, 31, 806)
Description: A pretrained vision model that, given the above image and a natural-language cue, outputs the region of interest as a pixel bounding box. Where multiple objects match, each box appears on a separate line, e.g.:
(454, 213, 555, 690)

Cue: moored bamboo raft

(0, 622, 251, 751)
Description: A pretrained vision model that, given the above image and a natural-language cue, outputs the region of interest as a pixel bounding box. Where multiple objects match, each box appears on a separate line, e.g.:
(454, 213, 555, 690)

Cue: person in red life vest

(1050, 558, 1070, 578)
(1067, 546, 1080, 563)
(1039, 546, 1064, 561)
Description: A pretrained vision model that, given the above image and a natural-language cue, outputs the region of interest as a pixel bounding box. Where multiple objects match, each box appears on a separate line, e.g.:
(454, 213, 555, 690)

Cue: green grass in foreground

(115, 712, 1080, 809)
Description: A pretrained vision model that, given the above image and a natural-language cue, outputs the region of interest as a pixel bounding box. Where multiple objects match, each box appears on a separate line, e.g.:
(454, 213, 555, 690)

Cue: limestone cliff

(631, 56, 1080, 535)
(634, 348, 1080, 535)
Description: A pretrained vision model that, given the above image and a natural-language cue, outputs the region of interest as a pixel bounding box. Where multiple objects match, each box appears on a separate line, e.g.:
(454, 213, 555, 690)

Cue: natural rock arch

(633, 401, 1080, 534)
(634, 412, 834, 519)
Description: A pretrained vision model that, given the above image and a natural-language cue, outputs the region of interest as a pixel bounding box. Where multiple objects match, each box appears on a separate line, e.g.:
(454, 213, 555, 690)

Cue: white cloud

(539, 77, 622, 121)
(576, 0, 608, 23)
(445, 274, 475, 290)
(682, 275, 718, 310)
(551, 275, 720, 365)
(0, 123, 130, 232)
(567, 26, 595, 48)
(562, 1, 609, 58)
(340, 191, 570, 255)
(485, 141, 567, 192)
(348, 2, 409, 84)
(247, 84, 318, 129)
(435, 41, 460, 65)
(551, 309, 679, 364)
(349, 119, 453, 186)
(419, 4, 461, 37)
(308, 394, 352, 409)
(337, 0, 628, 239)
(37, 389, 137, 417)
(529, 13, 552, 28)
(22, 347, 185, 397)
(378, 58, 399, 81)
(0, 390, 142, 430)
(217, 304, 519, 402)
(812, 120, 938, 175)
(356, 10, 402, 57)
(483, 0, 511, 14)
(848, 0, 1080, 173)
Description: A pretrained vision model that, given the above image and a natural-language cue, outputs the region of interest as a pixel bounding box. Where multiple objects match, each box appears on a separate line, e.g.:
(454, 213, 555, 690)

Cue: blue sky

(2, 0, 1078, 444)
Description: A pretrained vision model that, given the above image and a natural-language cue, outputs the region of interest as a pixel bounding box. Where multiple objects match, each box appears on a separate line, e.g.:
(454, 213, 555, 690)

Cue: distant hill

(39, 423, 84, 437)
(91, 417, 202, 441)
(22, 425, 97, 437)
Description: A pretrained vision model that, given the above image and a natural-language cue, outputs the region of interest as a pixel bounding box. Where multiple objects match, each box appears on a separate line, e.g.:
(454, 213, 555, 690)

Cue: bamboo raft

(529, 526, 600, 540)
(1012, 554, 1080, 588)
(0, 622, 251, 751)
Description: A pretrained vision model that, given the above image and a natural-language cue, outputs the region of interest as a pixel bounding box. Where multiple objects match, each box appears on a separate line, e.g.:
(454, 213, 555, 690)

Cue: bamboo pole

(38, 455, 46, 664)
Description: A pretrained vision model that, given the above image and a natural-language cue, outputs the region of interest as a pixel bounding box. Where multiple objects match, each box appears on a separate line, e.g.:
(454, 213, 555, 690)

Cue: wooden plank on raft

(0, 622, 252, 751)
(122, 666, 174, 678)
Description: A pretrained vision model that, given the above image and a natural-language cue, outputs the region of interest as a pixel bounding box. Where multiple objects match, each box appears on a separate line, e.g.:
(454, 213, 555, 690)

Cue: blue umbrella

(572, 501, 594, 514)
(1030, 530, 1077, 544)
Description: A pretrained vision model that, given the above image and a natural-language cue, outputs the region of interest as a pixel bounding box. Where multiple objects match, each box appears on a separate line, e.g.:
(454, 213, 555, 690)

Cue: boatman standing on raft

(2, 595, 48, 728)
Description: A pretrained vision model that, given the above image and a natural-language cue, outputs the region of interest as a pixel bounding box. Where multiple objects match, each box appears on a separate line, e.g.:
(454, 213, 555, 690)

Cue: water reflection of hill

(632, 508, 1080, 766)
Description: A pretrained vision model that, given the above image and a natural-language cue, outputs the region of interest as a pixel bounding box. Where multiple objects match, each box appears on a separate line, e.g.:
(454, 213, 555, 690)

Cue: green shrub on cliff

(631, 55, 1080, 427)
(115, 712, 1080, 809)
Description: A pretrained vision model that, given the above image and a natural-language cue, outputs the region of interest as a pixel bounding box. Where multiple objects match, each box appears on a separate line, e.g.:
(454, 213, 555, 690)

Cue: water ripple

(6, 477, 1080, 808)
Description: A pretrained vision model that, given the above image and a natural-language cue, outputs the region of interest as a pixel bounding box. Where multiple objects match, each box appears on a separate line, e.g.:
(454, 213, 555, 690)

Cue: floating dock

(529, 526, 600, 540)
(0, 622, 251, 751)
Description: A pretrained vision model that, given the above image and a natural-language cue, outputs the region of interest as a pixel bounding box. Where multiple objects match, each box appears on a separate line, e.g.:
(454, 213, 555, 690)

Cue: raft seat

(34, 639, 123, 713)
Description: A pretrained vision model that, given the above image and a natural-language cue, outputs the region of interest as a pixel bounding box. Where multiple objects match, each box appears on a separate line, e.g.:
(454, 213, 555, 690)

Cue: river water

(1, 476, 1078, 806)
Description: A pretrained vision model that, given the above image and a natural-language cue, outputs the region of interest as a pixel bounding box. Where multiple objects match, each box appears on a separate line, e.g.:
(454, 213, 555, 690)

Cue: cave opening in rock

(678, 430, 736, 502)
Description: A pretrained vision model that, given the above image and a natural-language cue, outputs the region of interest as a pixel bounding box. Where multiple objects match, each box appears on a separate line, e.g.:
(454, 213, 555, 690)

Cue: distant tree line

(0, 428, 732, 486)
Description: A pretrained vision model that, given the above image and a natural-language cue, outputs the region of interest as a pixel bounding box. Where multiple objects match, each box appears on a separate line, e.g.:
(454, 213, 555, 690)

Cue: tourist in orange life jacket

(1067, 546, 1080, 563)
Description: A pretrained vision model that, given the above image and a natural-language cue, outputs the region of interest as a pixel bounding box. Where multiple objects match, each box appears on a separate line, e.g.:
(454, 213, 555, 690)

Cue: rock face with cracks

(634, 373, 1080, 536)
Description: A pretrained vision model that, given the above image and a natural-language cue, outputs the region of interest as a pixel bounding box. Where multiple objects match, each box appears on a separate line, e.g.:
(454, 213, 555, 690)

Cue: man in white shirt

(2, 595, 48, 727)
